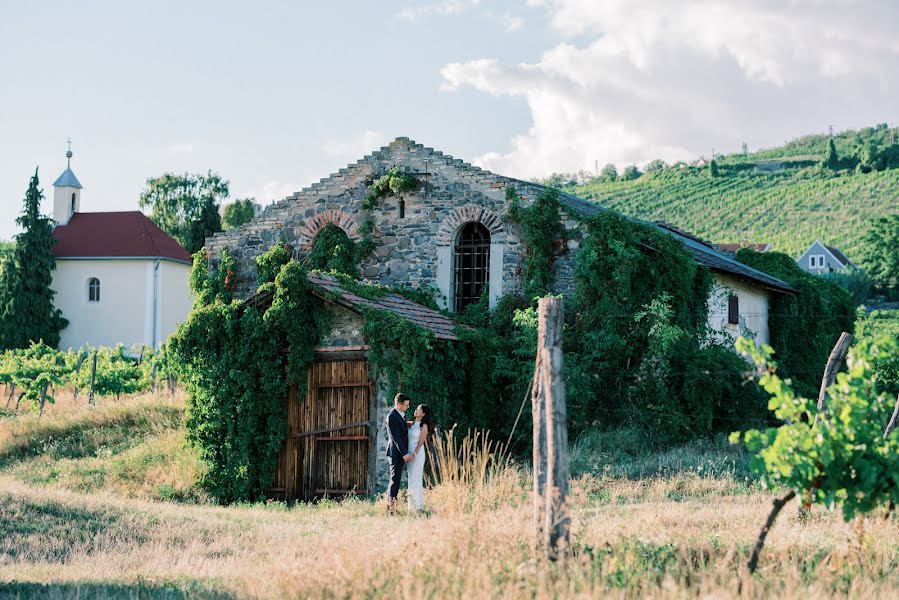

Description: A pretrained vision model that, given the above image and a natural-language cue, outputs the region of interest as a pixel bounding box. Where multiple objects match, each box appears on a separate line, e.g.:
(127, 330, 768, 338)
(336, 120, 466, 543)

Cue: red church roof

(52, 211, 192, 263)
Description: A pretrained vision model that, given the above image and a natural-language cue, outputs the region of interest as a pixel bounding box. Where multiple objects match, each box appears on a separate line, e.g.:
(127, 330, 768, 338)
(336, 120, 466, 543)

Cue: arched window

(452, 222, 490, 312)
(71, 192, 76, 213)
(88, 277, 100, 303)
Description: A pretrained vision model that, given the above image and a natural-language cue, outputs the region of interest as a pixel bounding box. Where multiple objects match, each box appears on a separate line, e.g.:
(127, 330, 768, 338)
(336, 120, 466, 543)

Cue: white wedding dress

(407, 421, 426, 511)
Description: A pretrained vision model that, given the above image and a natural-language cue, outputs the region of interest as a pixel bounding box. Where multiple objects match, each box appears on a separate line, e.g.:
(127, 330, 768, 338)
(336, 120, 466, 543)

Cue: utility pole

(829, 124, 834, 138)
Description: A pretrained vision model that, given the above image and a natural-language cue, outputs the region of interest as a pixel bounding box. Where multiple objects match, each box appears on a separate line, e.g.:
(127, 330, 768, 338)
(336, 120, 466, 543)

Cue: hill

(564, 125, 899, 260)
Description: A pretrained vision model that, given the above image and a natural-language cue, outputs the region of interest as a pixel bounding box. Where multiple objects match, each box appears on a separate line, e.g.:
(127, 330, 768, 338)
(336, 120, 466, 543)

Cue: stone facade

(206, 137, 581, 308)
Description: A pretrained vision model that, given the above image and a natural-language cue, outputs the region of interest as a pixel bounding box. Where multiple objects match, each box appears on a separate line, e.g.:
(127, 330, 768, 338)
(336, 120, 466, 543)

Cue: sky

(1, 0, 897, 240)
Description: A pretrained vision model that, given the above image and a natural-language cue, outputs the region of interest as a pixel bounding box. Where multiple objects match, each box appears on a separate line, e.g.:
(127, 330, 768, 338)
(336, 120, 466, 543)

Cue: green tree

(600, 163, 618, 182)
(644, 159, 667, 173)
(222, 198, 256, 230)
(861, 215, 899, 294)
(0, 170, 68, 350)
(709, 159, 720, 178)
(138, 171, 229, 254)
(824, 137, 839, 169)
(621, 165, 642, 180)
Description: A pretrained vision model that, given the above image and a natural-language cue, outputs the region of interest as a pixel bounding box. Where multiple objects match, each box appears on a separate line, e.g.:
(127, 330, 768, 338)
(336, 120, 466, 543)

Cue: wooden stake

(5, 383, 14, 409)
(815, 332, 853, 422)
(884, 393, 899, 440)
(38, 381, 49, 417)
(532, 297, 570, 560)
(88, 352, 98, 406)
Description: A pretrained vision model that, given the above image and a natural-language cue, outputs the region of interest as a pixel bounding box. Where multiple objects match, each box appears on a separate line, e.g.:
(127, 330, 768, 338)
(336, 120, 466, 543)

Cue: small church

(49, 145, 193, 351)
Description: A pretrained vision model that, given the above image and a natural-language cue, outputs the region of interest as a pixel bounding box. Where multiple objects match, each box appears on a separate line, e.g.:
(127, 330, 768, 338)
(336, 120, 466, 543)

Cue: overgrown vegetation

(305, 224, 360, 277)
(735, 249, 855, 397)
(506, 188, 566, 299)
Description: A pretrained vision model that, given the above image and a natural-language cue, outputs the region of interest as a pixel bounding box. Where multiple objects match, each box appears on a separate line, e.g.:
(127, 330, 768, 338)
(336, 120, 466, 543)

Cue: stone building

(207, 137, 795, 499)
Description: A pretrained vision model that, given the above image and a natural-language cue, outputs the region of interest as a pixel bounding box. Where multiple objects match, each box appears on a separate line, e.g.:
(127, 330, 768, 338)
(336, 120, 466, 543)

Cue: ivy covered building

(201, 137, 797, 501)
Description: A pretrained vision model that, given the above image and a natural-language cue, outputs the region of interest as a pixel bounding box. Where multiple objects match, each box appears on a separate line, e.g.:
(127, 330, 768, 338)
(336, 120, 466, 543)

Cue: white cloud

(166, 143, 194, 154)
(501, 12, 524, 32)
(235, 180, 305, 206)
(323, 130, 389, 161)
(441, 0, 899, 178)
(396, 0, 479, 21)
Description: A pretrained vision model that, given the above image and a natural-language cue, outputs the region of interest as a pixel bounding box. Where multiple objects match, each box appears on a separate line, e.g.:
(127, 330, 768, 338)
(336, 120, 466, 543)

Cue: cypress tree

(709, 159, 720, 178)
(0, 169, 68, 349)
(824, 138, 839, 169)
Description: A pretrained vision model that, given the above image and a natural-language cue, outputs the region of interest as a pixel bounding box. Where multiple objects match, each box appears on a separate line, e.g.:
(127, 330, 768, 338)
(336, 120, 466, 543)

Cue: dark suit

(386, 407, 408, 499)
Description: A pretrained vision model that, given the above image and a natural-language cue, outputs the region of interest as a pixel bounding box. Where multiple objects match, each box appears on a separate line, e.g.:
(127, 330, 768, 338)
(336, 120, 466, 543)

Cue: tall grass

(426, 427, 526, 514)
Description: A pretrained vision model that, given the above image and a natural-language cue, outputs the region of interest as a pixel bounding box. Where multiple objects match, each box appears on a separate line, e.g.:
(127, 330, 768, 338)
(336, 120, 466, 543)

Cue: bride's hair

(418, 404, 435, 443)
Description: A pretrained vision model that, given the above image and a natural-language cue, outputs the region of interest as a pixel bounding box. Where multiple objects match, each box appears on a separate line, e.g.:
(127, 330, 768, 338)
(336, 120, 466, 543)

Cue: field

(2, 392, 899, 599)
(569, 166, 899, 261)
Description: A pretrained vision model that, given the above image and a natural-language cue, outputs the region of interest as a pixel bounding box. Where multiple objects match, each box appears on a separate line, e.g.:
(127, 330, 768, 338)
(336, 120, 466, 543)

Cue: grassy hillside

(566, 126, 899, 261)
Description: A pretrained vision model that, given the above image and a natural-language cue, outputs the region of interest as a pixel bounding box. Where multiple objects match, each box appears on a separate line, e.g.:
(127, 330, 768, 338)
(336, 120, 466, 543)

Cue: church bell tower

(52, 139, 82, 226)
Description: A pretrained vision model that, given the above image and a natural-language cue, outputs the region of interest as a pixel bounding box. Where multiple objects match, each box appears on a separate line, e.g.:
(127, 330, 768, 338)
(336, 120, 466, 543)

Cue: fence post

(533, 297, 570, 560)
(88, 351, 98, 406)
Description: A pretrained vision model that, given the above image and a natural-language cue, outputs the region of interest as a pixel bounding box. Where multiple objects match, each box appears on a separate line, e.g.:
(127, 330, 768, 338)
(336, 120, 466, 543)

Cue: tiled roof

(717, 242, 771, 253)
(52, 211, 192, 263)
(246, 272, 461, 341)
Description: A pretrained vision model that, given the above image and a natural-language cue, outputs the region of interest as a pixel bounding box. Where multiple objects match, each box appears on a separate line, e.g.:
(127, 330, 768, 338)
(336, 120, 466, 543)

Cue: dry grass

(2, 391, 899, 599)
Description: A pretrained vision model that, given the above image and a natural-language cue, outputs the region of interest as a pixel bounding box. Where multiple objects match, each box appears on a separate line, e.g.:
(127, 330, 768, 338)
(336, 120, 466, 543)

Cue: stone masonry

(205, 137, 582, 305)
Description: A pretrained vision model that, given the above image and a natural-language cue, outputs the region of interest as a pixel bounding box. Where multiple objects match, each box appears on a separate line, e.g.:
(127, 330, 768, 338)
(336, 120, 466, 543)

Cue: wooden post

(884, 393, 899, 440)
(5, 383, 14, 409)
(72, 352, 86, 400)
(814, 332, 853, 422)
(150, 363, 158, 394)
(532, 297, 570, 560)
(88, 351, 98, 406)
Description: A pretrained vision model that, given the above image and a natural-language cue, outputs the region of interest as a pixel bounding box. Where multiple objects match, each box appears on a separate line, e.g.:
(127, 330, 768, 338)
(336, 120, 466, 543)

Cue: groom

(386, 392, 412, 513)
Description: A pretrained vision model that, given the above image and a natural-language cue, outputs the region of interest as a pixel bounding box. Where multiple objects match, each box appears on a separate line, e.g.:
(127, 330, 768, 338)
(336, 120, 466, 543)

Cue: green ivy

(306, 225, 360, 277)
(363, 167, 417, 210)
(506, 187, 566, 299)
(256, 243, 294, 286)
(170, 250, 332, 503)
(735, 249, 855, 397)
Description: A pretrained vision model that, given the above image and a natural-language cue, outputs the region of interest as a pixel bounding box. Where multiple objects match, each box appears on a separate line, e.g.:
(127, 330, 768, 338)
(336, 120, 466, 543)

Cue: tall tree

(139, 171, 229, 254)
(861, 215, 899, 295)
(0, 169, 68, 349)
(222, 198, 257, 230)
(824, 138, 839, 169)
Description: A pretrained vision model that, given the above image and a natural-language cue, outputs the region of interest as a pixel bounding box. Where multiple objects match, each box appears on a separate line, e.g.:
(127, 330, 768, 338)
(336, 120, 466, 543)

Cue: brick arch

(296, 210, 360, 250)
(436, 205, 505, 247)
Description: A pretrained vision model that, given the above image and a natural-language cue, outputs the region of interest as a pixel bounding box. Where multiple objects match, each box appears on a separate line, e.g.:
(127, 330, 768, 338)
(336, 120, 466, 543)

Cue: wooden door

(269, 358, 371, 502)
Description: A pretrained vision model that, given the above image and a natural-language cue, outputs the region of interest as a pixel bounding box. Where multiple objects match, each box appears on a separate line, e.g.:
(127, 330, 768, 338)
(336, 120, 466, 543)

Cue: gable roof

(798, 239, 851, 267)
(52, 211, 192, 263)
(212, 136, 795, 295)
(246, 272, 460, 341)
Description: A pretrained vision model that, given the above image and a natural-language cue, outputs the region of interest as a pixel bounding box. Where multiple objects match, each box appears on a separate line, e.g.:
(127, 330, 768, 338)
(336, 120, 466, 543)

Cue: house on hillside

(797, 240, 852, 274)
(717, 242, 772, 254)
(49, 146, 193, 351)
(205, 137, 795, 499)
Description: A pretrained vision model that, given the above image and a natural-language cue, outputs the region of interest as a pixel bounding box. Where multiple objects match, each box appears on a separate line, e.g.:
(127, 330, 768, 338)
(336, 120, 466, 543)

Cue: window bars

(453, 222, 490, 312)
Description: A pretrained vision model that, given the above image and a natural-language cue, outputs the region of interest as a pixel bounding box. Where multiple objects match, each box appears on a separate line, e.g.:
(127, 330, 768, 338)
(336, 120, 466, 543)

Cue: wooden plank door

(270, 358, 371, 502)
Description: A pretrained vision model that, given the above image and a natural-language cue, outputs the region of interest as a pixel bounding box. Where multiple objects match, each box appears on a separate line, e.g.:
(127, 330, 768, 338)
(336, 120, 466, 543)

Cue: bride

(407, 404, 433, 513)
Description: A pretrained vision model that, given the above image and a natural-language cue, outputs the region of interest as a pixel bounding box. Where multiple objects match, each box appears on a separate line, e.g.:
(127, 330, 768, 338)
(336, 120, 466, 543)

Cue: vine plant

(506, 187, 566, 300)
(357, 167, 419, 260)
(732, 335, 899, 573)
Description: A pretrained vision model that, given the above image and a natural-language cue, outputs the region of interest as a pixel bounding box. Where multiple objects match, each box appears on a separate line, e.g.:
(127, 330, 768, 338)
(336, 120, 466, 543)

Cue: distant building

(717, 242, 772, 254)
(49, 145, 193, 351)
(797, 240, 852, 274)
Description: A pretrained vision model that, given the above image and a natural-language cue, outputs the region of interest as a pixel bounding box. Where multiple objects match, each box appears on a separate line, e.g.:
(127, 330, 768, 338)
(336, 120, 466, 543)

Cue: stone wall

(206, 137, 578, 303)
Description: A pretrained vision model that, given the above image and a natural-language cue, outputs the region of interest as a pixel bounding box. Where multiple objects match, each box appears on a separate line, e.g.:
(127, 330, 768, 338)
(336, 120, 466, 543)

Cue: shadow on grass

(0, 581, 235, 600)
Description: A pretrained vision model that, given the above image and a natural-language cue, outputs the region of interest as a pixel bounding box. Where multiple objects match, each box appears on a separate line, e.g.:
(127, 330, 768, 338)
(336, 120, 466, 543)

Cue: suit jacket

(386, 408, 409, 458)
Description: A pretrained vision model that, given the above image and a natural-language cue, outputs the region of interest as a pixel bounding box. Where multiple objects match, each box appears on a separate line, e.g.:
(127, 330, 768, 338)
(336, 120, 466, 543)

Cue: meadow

(2, 391, 899, 599)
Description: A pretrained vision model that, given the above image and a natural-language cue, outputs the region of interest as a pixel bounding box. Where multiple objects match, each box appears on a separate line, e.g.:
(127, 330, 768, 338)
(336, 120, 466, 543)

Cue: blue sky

(1, 1, 897, 240)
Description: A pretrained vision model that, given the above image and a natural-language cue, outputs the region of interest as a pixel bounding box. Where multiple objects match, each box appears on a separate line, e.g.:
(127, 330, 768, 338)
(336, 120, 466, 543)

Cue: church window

(452, 222, 490, 312)
(88, 277, 100, 303)
(71, 192, 76, 213)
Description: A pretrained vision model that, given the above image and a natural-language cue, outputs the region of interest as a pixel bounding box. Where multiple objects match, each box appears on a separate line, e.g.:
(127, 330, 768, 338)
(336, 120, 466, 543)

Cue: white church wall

(53, 259, 149, 351)
(159, 261, 193, 346)
(706, 273, 771, 347)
